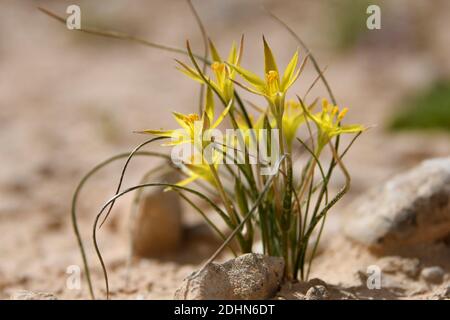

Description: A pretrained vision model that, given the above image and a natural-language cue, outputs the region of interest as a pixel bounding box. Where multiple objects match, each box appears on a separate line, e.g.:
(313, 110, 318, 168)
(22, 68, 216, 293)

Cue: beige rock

(174, 253, 284, 300)
(131, 173, 183, 258)
(343, 157, 450, 252)
(430, 283, 450, 300)
(377, 256, 421, 278)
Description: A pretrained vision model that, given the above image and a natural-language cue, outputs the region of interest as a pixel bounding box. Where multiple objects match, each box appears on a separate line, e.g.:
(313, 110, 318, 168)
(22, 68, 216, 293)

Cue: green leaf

(234, 177, 250, 217)
(264, 114, 272, 158)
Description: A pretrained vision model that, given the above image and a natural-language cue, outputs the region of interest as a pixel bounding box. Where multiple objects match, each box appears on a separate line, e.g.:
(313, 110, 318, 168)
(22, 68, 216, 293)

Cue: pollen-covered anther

(211, 62, 225, 73)
(332, 106, 339, 116)
(338, 107, 349, 120)
(266, 70, 280, 96)
(266, 70, 279, 83)
(187, 114, 200, 122)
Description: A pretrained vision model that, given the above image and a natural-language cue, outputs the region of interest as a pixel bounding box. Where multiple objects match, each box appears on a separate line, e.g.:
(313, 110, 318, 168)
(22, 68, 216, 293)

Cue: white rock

(174, 253, 284, 300)
(343, 157, 450, 252)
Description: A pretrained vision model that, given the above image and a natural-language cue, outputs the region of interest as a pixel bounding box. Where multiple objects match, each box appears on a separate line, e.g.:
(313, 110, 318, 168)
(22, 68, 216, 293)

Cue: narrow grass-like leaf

(71, 151, 171, 299)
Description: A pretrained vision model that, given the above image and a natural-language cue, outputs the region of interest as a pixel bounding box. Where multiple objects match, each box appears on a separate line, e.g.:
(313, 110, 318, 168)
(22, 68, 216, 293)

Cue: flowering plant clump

(137, 37, 365, 279)
(41, 5, 366, 299)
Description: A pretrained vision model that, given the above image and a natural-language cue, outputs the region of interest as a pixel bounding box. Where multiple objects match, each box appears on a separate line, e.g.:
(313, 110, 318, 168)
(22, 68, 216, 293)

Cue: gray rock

(421, 266, 444, 284)
(174, 253, 284, 300)
(131, 173, 183, 258)
(10, 290, 57, 300)
(305, 285, 329, 300)
(343, 157, 450, 252)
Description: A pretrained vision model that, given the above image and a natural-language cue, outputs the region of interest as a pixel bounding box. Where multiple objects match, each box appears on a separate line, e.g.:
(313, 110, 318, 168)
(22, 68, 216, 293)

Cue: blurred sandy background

(0, 0, 449, 299)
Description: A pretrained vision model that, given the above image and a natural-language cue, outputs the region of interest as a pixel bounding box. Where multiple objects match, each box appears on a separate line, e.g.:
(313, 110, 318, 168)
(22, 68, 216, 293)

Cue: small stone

(421, 266, 444, 284)
(305, 285, 329, 300)
(343, 157, 450, 252)
(442, 285, 450, 298)
(10, 290, 57, 300)
(429, 284, 450, 300)
(131, 173, 183, 258)
(308, 278, 328, 287)
(174, 253, 284, 300)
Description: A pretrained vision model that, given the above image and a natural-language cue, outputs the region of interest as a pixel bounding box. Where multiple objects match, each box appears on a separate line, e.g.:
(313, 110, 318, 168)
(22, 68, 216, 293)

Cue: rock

(276, 278, 354, 300)
(429, 284, 450, 300)
(131, 173, 183, 258)
(421, 266, 444, 284)
(174, 253, 284, 300)
(305, 285, 329, 300)
(10, 290, 57, 300)
(441, 284, 450, 298)
(343, 157, 450, 252)
(376, 256, 421, 278)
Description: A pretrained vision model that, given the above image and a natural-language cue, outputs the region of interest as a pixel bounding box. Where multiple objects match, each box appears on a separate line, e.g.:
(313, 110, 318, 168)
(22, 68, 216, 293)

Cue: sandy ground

(1, 0, 450, 299)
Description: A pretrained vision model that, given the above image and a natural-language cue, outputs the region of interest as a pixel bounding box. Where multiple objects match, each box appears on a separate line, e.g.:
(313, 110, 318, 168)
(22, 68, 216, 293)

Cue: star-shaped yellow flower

(306, 98, 365, 150)
(229, 37, 306, 113)
(138, 87, 231, 148)
(282, 99, 315, 151)
(176, 38, 243, 104)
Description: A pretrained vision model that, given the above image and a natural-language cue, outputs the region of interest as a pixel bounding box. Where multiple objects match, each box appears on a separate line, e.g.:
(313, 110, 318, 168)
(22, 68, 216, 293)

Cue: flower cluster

(140, 38, 364, 187)
(136, 37, 365, 279)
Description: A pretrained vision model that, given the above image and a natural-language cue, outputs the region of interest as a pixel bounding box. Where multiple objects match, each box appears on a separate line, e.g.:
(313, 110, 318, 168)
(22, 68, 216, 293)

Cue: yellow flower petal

(228, 64, 265, 90)
(175, 59, 204, 84)
(208, 39, 222, 62)
(281, 51, 298, 91)
(212, 100, 232, 129)
(137, 129, 175, 137)
(263, 36, 278, 75)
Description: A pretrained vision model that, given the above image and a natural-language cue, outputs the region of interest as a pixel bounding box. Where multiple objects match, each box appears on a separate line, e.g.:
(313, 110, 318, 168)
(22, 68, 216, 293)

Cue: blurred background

(0, 0, 449, 299)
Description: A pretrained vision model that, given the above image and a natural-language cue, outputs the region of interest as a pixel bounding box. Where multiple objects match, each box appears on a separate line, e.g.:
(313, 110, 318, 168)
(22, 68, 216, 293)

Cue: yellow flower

(137, 88, 230, 188)
(138, 87, 232, 148)
(306, 98, 365, 149)
(282, 99, 314, 151)
(175, 154, 219, 187)
(229, 37, 305, 111)
(176, 38, 243, 103)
